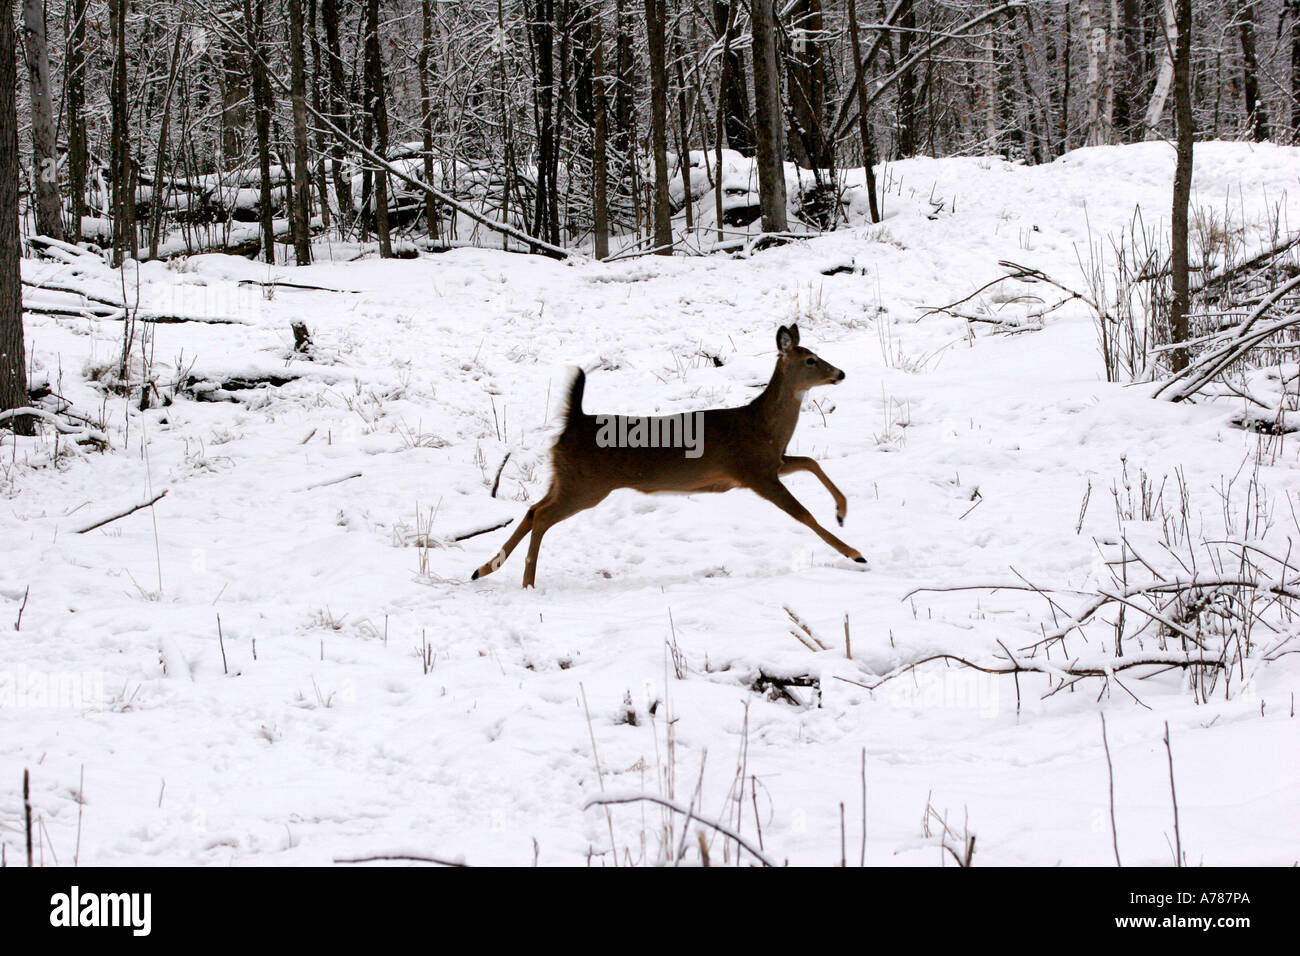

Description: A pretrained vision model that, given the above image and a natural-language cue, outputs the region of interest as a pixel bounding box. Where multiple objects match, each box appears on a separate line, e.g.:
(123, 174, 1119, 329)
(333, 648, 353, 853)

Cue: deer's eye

(805, 357, 817, 366)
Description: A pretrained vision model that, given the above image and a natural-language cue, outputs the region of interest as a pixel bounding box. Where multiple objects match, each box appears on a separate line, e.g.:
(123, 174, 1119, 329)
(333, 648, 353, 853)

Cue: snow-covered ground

(3, 141, 1299, 866)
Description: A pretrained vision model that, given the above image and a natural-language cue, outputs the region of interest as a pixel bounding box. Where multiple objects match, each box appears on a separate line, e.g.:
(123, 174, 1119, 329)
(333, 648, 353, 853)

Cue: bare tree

(288, 0, 314, 264)
(64, 0, 88, 241)
(419, 0, 440, 241)
(786, 0, 832, 170)
(591, 0, 610, 257)
(108, 0, 134, 265)
(1291, 0, 1300, 142)
(751, 0, 787, 231)
(645, 0, 672, 251)
(244, 0, 276, 264)
(321, 0, 353, 231)
(1235, 1, 1268, 142)
(847, 0, 881, 222)
(1, 8, 32, 434)
(22, 0, 61, 240)
(1169, 0, 1193, 371)
(364, 0, 393, 257)
(1144, 0, 1177, 138)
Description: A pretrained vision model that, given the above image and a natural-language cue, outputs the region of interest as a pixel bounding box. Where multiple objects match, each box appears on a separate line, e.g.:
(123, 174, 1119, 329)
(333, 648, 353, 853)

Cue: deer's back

(552, 405, 781, 495)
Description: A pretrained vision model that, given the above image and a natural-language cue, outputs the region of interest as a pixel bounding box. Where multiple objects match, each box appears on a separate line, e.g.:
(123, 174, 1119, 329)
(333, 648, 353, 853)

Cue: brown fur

(472, 323, 862, 586)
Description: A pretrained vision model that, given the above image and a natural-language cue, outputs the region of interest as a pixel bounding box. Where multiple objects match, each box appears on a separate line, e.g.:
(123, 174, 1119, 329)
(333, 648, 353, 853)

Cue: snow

(3, 141, 1299, 866)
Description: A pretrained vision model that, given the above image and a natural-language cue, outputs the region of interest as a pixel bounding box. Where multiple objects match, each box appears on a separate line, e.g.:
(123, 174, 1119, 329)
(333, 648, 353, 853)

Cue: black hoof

(854, 556, 867, 564)
(471, 569, 480, 580)
(837, 516, 845, 527)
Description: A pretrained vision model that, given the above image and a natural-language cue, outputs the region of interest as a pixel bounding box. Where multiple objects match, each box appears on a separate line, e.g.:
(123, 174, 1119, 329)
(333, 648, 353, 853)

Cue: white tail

(472, 323, 863, 587)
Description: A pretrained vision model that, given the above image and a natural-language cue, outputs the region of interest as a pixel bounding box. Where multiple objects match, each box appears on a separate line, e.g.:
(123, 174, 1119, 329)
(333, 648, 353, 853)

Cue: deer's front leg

(751, 478, 865, 563)
(780, 456, 848, 526)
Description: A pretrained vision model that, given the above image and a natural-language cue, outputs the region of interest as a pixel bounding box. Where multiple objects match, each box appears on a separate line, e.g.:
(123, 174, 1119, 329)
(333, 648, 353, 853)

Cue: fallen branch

(836, 648, 1227, 694)
(297, 471, 362, 492)
(334, 853, 468, 867)
(1152, 274, 1300, 402)
(451, 517, 513, 542)
(0, 406, 109, 445)
(75, 490, 168, 534)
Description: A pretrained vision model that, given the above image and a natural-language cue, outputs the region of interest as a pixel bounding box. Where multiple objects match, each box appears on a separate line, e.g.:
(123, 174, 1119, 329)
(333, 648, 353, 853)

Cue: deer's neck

(752, 363, 803, 452)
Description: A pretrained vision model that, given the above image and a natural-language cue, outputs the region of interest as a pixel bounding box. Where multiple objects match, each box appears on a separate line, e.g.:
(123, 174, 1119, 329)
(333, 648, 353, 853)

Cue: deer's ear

(788, 323, 800, 346)
(776, 325, 795, 353)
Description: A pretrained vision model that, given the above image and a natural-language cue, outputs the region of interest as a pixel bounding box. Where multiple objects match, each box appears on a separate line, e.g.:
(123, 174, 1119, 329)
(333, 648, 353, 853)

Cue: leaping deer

(471, 323, 864, 587)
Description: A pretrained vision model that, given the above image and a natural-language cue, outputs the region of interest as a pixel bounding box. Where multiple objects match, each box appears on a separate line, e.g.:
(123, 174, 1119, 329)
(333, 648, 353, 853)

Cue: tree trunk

(307, 0, 332, 230)
(321, 0, 353, 232)
(1143, 0, 1177, 138)
(1112, 0, 1141, 141)
(984, 19, 998, 151)
(109, 0, 134, 265)
(786, 0, 832, 170)
(1236, 1, 1269, 142)
(714, 0, 739, 238)
(65, 0, 88, 240)
(420, 0, 440, 241)
(592, 3, 610, 258)
(1291, 0, 1300, 143)
(1081, 0, 1115, 145)
(245, 0, 276, 264)
(530, 0, 560, 249)
(712, 0, 754, 156)
(847, 0, 880, 222)
(288, 0, 314, 264)
(1169, 0, 1193, 372)
(751, 0, 788, 230)
(147, 27, 185, 259)
(364, 0, 393, 257)
(612, 0, 634, 154)
(22, 0, 62, 240)
(896, 0, 917, 156)
(645, 0, 672, 251)
(220, 4, 249, 162)
(0, 11, 31, 434)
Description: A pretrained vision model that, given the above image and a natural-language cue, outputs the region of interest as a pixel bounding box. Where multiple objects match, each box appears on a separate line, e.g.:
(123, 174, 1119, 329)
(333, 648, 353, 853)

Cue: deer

(471, 323, 864, 587)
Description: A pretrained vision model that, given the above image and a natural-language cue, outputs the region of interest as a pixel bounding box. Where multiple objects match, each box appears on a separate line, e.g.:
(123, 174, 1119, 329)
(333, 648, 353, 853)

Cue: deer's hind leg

(780, 455, 848, 526)
(521, 484, 608, 588)
(471, 507, 536, 580)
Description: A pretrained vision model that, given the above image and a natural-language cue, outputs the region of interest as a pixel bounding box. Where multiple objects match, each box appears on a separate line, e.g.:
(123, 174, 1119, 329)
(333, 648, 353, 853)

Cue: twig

(74, 765, 84, 867)
(451, 517, 513, 542)
(14, 586, 29, 631)
(584, 792, 776, 867)
(217, 614, 228, 676)
(24, 769, 33, 867)
(1163, 722, 1182, 867)
(490, 452, 511, 498)
(580, 683, 618, 866)
(1100, 713, 1121, 867)
(784, 604, 829, 650)
(297, 471, 362, 492)
(74, 490, 168, 534)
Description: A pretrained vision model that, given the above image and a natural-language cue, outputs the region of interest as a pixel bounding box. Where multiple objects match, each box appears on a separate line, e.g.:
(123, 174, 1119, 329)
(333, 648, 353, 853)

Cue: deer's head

(777, 324, 845, 392)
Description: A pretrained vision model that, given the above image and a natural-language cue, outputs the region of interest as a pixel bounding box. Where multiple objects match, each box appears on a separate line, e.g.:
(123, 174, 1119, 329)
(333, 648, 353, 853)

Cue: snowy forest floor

(3, 141, 1299, 866)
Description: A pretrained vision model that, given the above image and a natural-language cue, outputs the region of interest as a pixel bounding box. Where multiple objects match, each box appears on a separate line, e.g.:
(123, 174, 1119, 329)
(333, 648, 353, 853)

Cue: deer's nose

(836, 370, 846, 382)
